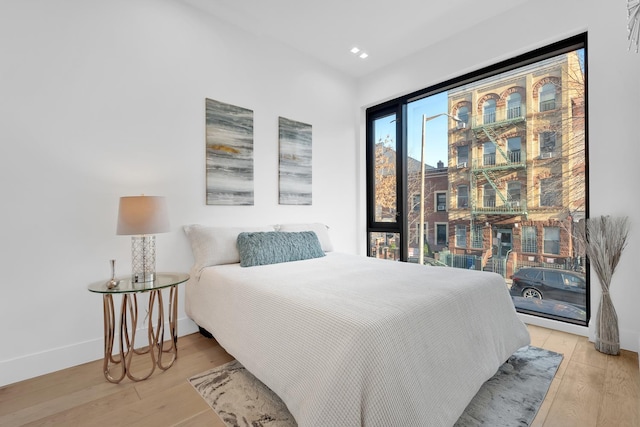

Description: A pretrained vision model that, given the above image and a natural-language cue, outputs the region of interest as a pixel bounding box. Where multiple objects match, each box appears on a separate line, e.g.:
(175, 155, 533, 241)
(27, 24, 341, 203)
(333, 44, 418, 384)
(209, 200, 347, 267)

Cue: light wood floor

(0, 325, 638, 426)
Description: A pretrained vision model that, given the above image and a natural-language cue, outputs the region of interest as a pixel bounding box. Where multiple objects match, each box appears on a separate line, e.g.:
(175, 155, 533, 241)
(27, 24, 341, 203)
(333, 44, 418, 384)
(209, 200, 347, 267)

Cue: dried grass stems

(579, 215, 630, 355)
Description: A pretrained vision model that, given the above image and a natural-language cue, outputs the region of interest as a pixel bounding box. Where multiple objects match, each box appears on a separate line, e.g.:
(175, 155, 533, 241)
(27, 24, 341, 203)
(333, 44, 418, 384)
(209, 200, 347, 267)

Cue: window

(540, 132, 556, 157)
(455, 225, 467, 247)
(436, 192, 447, 211)
(540, 178, 561, 206)
(436, 223, 448, 246)
(522, 226, 537, 253)
(507, 181, 521, 206)
(507, 92, 522, 119)
(412, 194, 420, 212)
(457, 106, 469, 126)
(457, 185, 468, 208)
(471, 223, 483, 249)
(365, 34, 587, 326)
(457, 145, 469, 166)
(483, 142, 496, 166)
(414, 222, 428, 247)
(484, 184, 496, 207)
(540, 83, 556, 112)
(483, 99, 496, 124)
(543, 227, 560, 254)
(507, 137, 521, 163)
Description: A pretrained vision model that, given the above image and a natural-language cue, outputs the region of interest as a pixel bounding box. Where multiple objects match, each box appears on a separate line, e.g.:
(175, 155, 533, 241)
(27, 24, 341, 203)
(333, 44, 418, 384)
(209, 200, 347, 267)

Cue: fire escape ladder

(481, 127, 510, 165)
(481, 169, 508, 205)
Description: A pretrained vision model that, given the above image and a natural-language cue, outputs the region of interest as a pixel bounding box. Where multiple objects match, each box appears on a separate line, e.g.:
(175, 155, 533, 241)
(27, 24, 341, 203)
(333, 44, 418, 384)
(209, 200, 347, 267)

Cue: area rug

(188, 345, 562, 427)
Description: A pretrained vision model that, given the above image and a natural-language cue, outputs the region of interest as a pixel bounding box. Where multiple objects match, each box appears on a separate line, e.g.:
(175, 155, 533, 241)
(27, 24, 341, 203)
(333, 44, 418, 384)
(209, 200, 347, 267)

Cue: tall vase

(594, 291, 620, 355)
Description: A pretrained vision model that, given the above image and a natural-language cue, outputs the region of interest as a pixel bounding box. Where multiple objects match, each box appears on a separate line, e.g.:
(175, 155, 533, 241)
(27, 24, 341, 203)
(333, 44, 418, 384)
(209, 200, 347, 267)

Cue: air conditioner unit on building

(540, 152, 554, 159)
(437, 205, 446, 211)
(457, 162, 467, 168)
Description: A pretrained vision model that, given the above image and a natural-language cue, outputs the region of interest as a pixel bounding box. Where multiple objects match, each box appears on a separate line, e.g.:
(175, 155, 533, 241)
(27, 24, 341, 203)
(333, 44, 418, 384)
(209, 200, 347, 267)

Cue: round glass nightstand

(88, 272, 189, 383)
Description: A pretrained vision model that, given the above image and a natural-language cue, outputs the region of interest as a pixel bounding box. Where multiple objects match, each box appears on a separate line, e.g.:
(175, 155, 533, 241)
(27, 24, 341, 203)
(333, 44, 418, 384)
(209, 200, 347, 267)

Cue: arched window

(507, 136, 521, 163)
(507, 93, 521, 119)
(483, 184, 496, 208)
(457, 185, 468, 208)
(483, 99, 496, 124)
(539, 83, 556, 112)
(507, 181, 521, 207)
(483, 142, 496, 166)
(457, 106, 469, 127)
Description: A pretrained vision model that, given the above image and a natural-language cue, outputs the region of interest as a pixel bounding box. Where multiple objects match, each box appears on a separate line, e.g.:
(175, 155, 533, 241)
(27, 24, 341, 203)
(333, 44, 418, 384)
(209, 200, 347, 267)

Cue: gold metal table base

(101, 286, 179, 383)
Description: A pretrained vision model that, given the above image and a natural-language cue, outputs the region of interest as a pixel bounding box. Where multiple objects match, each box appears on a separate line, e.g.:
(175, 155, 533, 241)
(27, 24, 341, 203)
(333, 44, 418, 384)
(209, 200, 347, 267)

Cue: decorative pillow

(276, 223, 334, 252)
(183, 224, 273, 272)
(237, 231, 325, 267)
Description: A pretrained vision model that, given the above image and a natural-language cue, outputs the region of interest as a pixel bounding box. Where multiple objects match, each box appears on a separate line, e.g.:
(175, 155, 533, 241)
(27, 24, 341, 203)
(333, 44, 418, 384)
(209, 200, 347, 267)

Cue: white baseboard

(0, 317, 199, 387)
(518, 312, 589, 338)
(519, 313, 639, 353)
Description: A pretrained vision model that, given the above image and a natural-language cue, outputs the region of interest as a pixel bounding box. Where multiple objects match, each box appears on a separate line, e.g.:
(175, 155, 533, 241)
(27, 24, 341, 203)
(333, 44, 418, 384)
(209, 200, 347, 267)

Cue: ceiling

(181, 0, 529, 77)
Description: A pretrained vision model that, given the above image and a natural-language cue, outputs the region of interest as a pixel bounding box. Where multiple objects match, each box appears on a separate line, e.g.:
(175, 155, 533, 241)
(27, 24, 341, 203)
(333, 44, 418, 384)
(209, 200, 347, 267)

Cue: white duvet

(186, 252, 530, 427)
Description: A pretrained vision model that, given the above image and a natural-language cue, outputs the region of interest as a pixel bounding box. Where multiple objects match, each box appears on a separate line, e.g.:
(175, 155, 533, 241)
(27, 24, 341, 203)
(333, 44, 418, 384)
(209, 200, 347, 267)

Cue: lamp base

(131, 235, 156, 283)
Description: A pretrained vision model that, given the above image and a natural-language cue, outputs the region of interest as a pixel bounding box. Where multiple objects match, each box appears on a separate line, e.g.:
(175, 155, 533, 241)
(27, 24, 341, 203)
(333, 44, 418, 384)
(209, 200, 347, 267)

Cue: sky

(374, 91, 450, 168)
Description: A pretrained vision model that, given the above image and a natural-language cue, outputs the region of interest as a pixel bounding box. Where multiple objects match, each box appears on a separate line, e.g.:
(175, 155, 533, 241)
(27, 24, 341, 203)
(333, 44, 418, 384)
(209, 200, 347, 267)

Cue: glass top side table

(88, 272, 189, 383)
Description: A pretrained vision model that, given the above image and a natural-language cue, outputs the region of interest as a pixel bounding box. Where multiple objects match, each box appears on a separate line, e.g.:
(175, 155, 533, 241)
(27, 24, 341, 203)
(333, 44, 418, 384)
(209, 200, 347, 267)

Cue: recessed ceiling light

(359, 52, 369, 59)
(350, 47, 360, 54)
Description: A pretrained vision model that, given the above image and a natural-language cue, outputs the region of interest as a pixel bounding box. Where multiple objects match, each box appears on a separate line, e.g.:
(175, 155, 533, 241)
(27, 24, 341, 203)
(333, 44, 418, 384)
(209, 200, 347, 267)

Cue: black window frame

(365, 33, 589, 326)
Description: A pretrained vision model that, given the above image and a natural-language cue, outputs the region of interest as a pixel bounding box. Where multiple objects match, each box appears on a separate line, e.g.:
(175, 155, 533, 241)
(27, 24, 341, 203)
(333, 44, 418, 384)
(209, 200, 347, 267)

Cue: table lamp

(116, 196, 170, 283)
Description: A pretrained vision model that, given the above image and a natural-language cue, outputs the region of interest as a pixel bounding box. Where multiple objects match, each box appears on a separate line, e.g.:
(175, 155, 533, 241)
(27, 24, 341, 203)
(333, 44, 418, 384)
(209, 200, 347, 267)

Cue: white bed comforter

(186, 252, 530, 427)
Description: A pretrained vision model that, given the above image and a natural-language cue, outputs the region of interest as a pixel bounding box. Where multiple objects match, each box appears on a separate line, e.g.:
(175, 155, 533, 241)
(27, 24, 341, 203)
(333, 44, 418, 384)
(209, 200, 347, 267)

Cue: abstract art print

(279, 117, 312, 205)
(205, 98, 254, 205)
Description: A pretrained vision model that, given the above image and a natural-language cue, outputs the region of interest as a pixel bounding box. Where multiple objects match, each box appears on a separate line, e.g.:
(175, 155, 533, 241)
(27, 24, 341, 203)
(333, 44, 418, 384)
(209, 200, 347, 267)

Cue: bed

(184, 224, 530, 427)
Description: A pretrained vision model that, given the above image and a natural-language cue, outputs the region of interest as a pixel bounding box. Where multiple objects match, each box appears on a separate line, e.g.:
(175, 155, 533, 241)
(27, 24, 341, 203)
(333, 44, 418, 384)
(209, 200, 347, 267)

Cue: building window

(457, 106, 469, 127)
(483, 99, 496, 124)
(540, 178, 561, 207)
(483, 142, 496, 165)
(507, 137, 521, 163)
(540, 132, 556, 157)
(436, 192, 447, 211)
(539, 83, 556, 112)
(412, 194, 420, 212)
(457, 185, 468, 208)
(436, 223, 448, 246)
(471, 223, 483, 249)
(457, 145, 469, 167)
(455, 225, 467, 247)
(484, 184, 496, 208)
(521, 226, 537, 253)
(543, 227, 560, 254)
(415, 222, 428, 245)
(507, 92, 522, 119)
(507, 181, 521, 207)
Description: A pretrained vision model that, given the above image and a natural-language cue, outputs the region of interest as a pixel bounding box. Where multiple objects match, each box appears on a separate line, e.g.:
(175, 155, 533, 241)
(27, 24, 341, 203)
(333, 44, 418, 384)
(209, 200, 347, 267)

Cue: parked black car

(510, 267, 586, 308)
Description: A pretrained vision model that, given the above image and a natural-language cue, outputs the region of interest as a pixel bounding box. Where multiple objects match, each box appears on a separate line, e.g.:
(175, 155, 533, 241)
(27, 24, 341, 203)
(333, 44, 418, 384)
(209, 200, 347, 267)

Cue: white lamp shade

(116, 196, 170, 235)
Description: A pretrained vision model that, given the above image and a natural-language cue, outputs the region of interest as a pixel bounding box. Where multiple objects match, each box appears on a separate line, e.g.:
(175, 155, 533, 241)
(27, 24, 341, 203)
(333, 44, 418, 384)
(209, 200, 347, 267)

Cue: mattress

(185, 252, 530, 426)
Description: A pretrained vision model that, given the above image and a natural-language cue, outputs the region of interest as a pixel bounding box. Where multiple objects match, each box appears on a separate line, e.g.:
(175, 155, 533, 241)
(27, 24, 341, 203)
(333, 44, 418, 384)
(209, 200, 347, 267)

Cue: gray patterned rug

(189, 345, 562, 427)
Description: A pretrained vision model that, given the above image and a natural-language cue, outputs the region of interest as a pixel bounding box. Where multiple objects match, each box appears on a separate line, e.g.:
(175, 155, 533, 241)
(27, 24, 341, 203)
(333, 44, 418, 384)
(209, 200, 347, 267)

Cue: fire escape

(466, 105, 528, 271)
(470, 106, 528, 221)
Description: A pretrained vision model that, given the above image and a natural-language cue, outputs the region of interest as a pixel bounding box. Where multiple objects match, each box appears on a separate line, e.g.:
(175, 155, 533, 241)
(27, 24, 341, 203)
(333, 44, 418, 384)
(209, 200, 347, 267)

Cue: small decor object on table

(88, 272, 190, 383)
(579, 215, 630, 355)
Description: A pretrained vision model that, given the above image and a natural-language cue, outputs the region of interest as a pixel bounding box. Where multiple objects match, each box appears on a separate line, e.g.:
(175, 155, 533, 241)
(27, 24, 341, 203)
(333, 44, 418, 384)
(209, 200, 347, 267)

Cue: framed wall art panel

(205, 98, 254, 205)
(279, 117, 312, 205)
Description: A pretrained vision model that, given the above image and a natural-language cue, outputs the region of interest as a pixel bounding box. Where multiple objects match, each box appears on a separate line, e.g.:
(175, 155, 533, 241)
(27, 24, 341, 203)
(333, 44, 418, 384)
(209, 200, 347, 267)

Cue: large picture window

(366, 34, 588, 326)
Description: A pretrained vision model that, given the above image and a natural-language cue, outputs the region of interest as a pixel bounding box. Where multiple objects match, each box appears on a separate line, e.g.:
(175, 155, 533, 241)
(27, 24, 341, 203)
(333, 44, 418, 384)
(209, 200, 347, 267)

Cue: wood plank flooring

(0, 325, 637, 426)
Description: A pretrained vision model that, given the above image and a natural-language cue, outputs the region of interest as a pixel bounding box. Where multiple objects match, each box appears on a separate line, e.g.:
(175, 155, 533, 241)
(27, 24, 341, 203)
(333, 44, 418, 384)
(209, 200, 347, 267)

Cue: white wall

(357, 0, 640, 352)
(0, 0, 359, 386)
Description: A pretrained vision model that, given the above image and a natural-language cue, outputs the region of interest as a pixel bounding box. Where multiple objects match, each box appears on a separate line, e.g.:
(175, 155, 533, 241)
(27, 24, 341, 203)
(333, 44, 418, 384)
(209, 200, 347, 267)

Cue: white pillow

(183, 224, 273, 271)
(277, 223, 334, 252)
